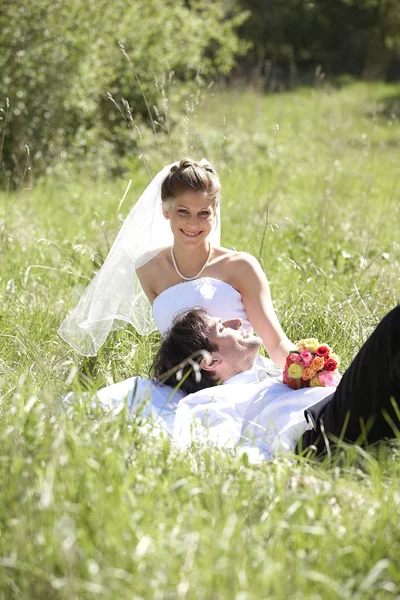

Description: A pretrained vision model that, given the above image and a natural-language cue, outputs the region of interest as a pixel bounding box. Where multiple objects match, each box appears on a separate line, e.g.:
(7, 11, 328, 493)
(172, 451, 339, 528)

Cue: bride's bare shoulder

(213, 246, 238, 260)
(135, 248, 169, 300)
(217, 247, 259, 267)
(136, 248, 169, 271)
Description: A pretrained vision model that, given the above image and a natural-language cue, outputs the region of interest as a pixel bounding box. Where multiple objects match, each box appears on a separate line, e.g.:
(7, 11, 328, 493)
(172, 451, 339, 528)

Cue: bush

(0, 0, 248, 186)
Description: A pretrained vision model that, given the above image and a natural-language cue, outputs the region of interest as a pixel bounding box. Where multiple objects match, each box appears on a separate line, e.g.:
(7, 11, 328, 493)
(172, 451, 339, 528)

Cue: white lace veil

(58, 161, 221, 355)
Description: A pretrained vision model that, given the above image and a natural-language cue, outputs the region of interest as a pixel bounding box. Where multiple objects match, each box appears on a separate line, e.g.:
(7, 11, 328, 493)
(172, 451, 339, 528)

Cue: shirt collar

(223, 370, 259, 385)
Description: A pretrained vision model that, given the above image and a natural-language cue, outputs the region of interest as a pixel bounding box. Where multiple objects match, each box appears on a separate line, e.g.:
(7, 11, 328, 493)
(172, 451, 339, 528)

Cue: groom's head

(152, 308, 261, 394)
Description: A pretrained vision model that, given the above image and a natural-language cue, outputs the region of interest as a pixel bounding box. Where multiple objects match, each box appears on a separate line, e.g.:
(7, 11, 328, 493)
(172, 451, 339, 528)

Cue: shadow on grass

(297, 437, 400, 478)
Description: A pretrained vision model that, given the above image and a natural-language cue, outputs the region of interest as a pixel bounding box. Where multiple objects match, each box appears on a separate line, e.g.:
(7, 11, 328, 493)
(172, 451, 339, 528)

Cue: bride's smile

(182, 229, 202, 237)
(163, 190, 216, 248)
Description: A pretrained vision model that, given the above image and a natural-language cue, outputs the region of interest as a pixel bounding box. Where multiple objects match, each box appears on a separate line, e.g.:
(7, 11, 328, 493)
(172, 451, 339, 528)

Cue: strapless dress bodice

(152, 277, 251, 335)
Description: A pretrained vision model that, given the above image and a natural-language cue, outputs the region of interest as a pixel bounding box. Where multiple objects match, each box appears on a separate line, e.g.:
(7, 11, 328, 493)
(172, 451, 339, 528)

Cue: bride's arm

(232, 253, 296, 368)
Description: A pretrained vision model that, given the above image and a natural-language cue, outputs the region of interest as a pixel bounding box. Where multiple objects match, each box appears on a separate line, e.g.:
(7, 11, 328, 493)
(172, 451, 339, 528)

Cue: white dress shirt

(172, 368, 334, 461)
(92, 366, 334, 462)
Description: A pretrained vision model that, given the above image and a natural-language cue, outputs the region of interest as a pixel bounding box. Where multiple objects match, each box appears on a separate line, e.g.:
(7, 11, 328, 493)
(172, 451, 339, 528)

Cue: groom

(152, 306, 400, 455)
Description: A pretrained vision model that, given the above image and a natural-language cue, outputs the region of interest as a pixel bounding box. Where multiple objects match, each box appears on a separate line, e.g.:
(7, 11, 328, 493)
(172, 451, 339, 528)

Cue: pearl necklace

(170, 245, 212, 281)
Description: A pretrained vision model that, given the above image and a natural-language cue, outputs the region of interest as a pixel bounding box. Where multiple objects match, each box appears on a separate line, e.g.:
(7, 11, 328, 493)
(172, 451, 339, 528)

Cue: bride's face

(164, 191, 216, 246)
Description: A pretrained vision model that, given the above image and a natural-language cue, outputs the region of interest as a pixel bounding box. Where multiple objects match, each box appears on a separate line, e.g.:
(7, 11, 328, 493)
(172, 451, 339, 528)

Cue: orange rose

(311, 356, 325, 371)
(302, 367, 317, 381)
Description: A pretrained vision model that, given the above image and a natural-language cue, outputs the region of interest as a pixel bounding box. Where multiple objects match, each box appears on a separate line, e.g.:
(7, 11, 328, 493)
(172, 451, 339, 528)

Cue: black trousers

(296, 304, 400, 455)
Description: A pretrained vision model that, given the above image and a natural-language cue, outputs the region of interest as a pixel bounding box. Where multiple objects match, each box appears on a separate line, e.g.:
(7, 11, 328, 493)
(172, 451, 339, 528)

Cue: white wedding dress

(153, 277, 252, 335)
(94, 277, 334, 461)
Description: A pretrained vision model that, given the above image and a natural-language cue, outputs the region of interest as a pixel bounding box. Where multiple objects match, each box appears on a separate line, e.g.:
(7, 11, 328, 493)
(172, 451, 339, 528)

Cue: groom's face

(204, 316, 261, 379)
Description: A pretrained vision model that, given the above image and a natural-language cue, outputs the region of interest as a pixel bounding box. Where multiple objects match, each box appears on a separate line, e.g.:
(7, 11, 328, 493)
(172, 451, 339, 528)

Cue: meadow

(1, 82, 400, 598)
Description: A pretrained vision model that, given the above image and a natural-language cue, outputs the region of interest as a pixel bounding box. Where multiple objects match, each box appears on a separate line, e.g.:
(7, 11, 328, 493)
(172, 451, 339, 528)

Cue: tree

(0, 0, 248, 185)
(360, 0, 400, 80)
(236, 0, 400, 85)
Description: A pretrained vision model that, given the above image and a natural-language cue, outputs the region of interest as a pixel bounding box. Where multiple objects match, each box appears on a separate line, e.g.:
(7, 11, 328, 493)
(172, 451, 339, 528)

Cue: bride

(59, 158, 295, 368)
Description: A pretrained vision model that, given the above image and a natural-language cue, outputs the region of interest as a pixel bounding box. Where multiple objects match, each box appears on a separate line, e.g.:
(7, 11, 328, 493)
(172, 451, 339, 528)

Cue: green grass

(1, 82, 400, 598)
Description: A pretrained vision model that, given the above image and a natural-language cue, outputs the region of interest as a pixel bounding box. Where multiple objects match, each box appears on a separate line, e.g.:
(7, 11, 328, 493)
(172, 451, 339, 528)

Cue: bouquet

(283, 338, 341, 390)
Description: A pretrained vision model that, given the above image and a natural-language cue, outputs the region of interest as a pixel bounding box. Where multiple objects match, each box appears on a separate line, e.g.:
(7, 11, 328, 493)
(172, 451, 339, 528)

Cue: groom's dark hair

(152, 308, 219, 395)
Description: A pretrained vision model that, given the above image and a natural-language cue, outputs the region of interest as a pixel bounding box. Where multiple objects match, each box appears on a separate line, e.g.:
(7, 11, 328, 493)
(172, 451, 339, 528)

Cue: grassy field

(1, 82, 400, 598)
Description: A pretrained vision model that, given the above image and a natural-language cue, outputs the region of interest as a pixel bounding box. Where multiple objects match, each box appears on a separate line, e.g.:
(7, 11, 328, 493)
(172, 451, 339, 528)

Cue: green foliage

(0, 0, 248, 186)
(1, 83, 400, 597)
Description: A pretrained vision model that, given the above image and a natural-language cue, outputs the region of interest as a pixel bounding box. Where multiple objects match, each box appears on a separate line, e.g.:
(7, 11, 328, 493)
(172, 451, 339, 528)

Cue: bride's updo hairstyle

(161, 158, 221, 207)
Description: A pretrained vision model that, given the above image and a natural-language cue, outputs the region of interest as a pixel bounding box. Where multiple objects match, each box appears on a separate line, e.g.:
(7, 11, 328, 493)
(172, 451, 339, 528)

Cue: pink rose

(288, 353, 302, 364)
(302, 366, 317, 381)
(318, 370, 341, 387)
(299, 349, 313, 367)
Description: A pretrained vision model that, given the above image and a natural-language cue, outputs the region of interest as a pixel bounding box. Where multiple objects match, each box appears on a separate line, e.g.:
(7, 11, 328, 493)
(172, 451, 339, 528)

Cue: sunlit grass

(1, 82, 400, 598)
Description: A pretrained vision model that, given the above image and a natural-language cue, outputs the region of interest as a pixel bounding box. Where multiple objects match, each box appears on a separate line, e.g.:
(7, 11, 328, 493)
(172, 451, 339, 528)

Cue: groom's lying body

(152, 306, 400, 455)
